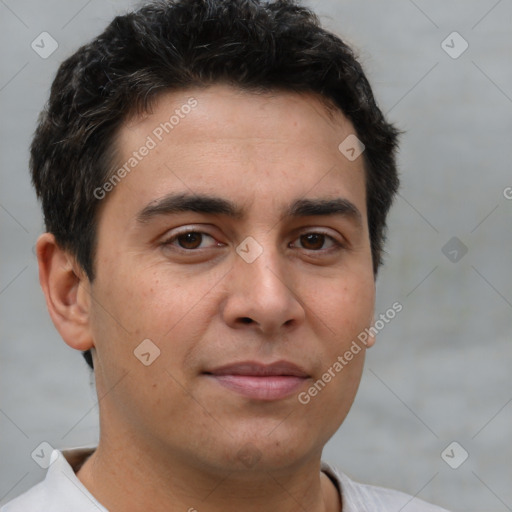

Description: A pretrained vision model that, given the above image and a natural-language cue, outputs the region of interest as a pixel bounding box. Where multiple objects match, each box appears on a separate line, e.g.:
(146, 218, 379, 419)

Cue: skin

(37, 85, 376, 512)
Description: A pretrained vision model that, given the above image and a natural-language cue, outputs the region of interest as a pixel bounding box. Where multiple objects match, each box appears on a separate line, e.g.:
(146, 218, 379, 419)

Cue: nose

(221, 242, 306, 336)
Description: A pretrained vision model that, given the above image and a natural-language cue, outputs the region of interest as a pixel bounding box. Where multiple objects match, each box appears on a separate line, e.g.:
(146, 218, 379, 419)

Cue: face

(88, 85, 375, 474)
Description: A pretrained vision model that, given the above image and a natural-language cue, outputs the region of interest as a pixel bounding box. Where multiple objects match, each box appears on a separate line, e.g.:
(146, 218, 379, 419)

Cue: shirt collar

(45, 449, 345, 512)
(45, 448, 107, 512)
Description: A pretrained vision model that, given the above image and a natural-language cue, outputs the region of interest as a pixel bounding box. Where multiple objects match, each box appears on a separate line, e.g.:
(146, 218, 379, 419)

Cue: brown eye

(300, 233, 326, 250)
(290, 231, 342, 253)
(176, 232, 204, 249)
(163, 230, 220, 251)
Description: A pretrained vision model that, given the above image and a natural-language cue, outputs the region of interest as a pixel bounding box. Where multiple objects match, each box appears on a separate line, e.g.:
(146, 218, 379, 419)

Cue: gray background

(1, 0, 511, 510)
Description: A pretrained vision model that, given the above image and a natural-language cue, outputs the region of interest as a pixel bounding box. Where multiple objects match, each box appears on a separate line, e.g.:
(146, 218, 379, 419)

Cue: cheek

(94, 262, 176, 329)
(316, 273, 375, 338)
(91, 260, 222, 364)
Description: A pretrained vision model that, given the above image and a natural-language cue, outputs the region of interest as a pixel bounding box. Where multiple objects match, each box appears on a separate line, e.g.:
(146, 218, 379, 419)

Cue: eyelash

(161, 230, 222, 251)
(291, 232, 344, 252)
(161, 229, 344, 253)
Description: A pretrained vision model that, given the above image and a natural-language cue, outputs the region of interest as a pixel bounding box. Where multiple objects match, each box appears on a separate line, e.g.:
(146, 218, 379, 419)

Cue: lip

(204, 361, 310, 401)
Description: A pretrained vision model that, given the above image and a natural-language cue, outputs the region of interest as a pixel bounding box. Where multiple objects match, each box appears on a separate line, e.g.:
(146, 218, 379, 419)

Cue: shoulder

(1, 449, 104, 512)
(1, 480, 50, 512)
(321, 461, 452, 512)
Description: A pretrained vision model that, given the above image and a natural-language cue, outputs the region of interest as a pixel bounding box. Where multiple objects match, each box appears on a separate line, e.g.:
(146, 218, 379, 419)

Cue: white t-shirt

(1, 448, 450, 511)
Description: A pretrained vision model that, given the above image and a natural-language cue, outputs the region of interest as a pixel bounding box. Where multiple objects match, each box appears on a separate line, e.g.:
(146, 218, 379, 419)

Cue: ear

(36, 233, 94, 352)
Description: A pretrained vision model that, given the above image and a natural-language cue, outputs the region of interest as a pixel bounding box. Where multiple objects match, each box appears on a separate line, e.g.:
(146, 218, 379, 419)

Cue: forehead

(124, 85, 348, 140)
(105, 84, 366, 222)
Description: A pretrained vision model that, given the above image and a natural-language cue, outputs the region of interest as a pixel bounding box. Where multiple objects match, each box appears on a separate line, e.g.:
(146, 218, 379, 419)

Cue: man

(2, 0, 450, 510)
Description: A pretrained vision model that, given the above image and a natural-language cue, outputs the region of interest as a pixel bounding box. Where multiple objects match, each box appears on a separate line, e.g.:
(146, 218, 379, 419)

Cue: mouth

(204, 361, 310, 401)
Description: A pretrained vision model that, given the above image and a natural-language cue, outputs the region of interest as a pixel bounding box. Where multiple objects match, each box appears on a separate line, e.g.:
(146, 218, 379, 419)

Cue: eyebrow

(136, 193, 362, 226)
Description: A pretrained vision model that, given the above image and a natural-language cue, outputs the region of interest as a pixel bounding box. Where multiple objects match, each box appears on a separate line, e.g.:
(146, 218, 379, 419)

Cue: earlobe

(36, 233, 94, 352)
(365, 312, 377, 349)
(365, 327, 376, 348)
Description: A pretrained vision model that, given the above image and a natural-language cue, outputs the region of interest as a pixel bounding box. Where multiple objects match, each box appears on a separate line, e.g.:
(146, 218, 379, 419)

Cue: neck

(76, 434, 340, 512)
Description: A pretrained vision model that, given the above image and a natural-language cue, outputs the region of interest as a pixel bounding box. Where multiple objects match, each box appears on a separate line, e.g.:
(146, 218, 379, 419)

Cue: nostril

(240, 317, 253, 324)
